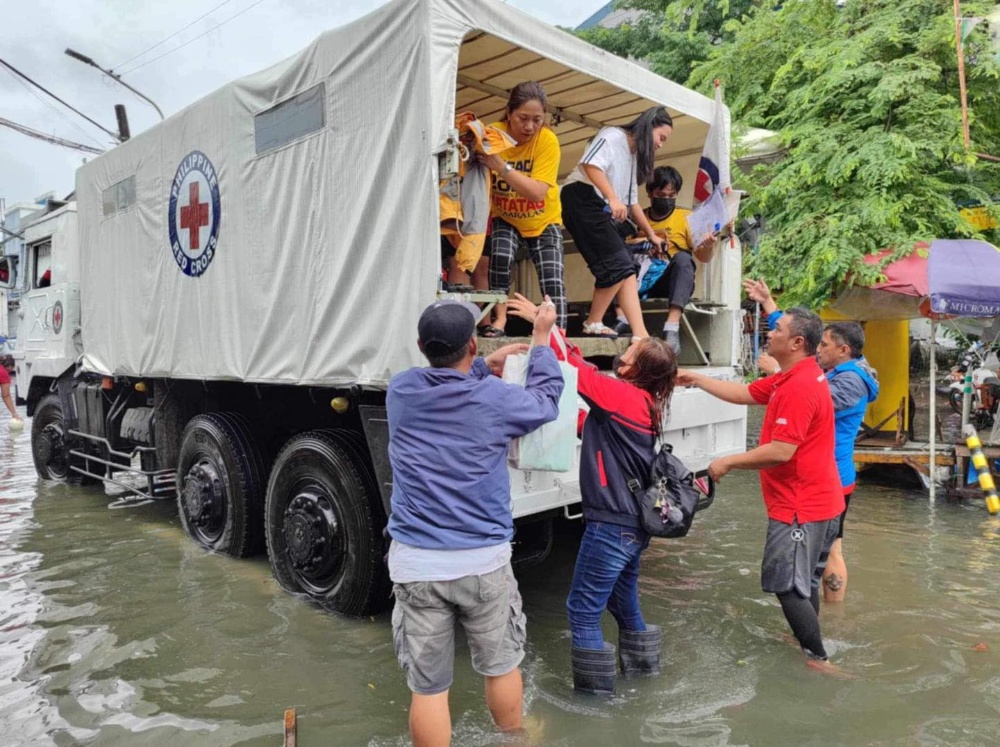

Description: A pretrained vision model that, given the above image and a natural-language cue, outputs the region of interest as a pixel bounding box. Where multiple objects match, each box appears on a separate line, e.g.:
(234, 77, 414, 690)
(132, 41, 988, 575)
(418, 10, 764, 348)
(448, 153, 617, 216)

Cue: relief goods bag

(502, 333, 578, 472)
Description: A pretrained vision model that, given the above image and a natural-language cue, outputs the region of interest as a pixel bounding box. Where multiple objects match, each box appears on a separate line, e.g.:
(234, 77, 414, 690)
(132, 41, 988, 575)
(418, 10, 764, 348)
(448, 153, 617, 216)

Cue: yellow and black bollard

(964, 424, 1000, 514)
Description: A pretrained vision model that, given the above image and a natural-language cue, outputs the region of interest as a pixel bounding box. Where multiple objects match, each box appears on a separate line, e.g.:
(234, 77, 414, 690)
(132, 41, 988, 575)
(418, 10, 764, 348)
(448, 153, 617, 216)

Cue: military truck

(16, 0, 746, 616)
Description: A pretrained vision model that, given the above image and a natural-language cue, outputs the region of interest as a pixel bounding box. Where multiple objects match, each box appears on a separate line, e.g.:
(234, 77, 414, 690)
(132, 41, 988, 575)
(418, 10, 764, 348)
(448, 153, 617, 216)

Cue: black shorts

(761, 517, 839, 598)
(836, 492, 852, 540)
(561, 182, 636, 289)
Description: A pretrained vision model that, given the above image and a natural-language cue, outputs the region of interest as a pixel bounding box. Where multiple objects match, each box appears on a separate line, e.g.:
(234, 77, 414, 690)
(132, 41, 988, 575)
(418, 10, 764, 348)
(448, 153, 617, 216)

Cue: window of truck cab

(29, 240, 52, 289)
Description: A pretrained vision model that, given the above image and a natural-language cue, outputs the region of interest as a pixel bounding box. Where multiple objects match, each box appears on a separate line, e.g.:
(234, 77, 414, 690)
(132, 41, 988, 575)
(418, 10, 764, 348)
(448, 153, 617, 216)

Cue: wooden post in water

(284, 708, 297, 747)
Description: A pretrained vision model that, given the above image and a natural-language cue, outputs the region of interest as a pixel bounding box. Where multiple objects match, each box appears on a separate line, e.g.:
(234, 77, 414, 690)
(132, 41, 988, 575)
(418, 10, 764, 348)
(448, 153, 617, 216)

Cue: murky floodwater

(3, 400, 1000, 747)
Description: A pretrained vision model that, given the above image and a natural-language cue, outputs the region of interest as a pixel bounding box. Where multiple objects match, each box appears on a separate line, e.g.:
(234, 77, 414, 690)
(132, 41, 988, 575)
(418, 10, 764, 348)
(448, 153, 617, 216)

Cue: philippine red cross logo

(52, 300, 63, 335)
(168, 151, 221, 277)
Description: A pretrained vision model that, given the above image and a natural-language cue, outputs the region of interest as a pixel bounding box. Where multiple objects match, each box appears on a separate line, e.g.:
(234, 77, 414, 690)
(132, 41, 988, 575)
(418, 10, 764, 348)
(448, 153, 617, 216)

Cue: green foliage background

(579, 0, 1000, 308)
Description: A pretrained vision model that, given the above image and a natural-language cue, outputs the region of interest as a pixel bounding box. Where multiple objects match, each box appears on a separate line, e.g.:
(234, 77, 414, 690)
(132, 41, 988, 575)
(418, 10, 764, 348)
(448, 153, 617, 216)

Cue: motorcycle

(943, 342, 1000, 429)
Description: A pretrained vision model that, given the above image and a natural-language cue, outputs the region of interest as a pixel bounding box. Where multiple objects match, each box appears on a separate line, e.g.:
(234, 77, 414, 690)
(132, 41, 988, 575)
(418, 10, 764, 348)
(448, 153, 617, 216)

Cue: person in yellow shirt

(478, 82, 566, 336)
(614, 166, 716, 352)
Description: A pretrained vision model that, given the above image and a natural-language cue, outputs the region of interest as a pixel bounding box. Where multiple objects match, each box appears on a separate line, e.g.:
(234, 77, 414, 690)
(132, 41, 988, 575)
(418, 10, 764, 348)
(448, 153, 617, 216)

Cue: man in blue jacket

(815, 321, 879, 601)
(387, 297, 563, 747)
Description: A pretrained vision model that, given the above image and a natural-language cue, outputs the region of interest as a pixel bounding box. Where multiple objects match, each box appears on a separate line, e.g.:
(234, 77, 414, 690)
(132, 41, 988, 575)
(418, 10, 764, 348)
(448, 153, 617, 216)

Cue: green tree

(577, 0, 755, 83)
(685, 0, 1000, 307)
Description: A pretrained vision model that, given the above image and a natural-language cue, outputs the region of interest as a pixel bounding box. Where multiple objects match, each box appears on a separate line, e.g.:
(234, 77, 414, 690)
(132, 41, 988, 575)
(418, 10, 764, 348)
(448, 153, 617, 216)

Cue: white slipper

(581, 321, 619, 338)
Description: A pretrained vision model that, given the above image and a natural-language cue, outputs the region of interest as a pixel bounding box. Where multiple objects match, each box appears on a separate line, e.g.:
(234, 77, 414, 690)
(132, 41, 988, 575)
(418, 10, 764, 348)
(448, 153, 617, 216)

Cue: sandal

(581, 321, 619, 338)
(477, 324, 506, 338)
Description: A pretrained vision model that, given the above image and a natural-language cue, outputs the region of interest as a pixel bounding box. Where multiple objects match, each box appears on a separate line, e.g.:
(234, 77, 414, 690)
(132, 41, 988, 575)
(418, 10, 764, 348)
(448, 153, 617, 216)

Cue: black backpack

(626, 444, 714, 538)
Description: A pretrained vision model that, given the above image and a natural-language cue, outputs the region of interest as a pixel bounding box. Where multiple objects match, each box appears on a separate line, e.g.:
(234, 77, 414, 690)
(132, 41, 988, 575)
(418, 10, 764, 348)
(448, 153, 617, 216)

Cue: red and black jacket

(550, 332, 656, 529)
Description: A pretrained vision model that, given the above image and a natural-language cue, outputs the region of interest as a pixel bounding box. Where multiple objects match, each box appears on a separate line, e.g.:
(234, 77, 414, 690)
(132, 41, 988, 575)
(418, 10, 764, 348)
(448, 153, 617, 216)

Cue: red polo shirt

(747, 357, 844, 523)
(0, 366, 10, 386)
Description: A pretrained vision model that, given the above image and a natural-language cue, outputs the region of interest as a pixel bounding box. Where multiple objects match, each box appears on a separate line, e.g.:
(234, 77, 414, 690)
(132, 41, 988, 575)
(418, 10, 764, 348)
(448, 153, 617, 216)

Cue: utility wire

(113, 0, 237, 71)
(0, 116, 106, 155)
(119, 0, 267, 76)
(0, 57, 120, 142)
(2, 64, 107, 149)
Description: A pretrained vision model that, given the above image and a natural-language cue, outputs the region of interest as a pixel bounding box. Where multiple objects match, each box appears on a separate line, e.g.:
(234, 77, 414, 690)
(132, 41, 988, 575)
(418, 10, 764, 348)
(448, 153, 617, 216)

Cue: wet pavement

(3, 401, 1000, 746)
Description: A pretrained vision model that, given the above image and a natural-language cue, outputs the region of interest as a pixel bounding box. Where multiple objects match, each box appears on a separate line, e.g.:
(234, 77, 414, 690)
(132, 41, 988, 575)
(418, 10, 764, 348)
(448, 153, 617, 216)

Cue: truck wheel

(176, 413, 267, 558)
(265, 429, 389, 617)
(32, 394, 71, 481)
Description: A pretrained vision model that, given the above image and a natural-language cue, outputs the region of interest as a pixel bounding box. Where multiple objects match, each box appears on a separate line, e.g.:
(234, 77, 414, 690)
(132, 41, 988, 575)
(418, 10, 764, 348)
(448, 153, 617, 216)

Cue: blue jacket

(386, 347, 563, 550)
(826, 358, 879, 489)
(767, 310, 879, 488)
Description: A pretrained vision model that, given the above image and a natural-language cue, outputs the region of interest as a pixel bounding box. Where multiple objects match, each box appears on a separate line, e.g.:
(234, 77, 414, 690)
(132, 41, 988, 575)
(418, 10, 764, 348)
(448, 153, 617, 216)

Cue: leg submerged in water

(485, 669, 523, 733)
(823, 537, 847, 602)
(776, 590, 827, 660)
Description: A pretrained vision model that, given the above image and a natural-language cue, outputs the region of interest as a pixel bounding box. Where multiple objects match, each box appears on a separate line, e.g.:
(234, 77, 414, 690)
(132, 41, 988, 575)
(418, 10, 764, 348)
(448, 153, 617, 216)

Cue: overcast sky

(0, 0, 605, 207)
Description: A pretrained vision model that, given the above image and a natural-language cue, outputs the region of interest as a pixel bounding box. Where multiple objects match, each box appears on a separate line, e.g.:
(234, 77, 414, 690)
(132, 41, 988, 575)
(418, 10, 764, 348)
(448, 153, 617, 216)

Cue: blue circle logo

(167, 151, 221, 277)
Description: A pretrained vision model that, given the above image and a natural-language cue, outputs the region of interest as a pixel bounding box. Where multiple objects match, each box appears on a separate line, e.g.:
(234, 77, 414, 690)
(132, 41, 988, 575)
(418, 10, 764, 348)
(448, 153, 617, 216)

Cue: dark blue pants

(566, 520, 651, 650)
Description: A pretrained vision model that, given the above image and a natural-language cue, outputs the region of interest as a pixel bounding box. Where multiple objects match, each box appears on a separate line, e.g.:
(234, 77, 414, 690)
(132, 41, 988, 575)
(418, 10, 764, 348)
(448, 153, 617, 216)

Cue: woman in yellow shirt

(478, 82, 565, 336)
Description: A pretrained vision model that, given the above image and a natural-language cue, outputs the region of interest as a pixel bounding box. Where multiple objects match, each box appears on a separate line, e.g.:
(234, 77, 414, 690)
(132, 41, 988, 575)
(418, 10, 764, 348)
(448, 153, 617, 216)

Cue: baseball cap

(417, 299, 480, 358)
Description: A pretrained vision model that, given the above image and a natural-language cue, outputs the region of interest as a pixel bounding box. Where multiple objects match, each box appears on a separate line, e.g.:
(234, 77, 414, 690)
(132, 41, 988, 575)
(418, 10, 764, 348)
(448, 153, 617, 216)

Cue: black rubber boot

(571, 643, 617, 695)
(619, 625, 662, 677)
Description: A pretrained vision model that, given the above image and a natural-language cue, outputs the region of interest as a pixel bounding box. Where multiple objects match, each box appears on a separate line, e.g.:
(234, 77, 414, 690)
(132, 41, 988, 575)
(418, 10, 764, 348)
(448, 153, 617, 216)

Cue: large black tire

(31, 394, 71, 481)
(176, 413, 267, 558)
(30, 393, 96, 485)
(265, 429, 389, 617)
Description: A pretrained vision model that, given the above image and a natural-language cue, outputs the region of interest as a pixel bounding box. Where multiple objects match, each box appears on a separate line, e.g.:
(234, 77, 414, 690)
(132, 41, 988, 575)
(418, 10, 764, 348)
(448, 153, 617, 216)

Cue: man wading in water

(677, 307, 845, 671)
(386, 298, 562, 746)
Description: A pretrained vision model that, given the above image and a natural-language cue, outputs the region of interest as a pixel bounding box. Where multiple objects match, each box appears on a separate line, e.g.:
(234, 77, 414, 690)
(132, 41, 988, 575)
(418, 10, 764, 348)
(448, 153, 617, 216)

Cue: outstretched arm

(709, 440, 798, 482)
(742, 278, 778, 316)
(2, 382, 20, 421)
(676, 369, 757, 405)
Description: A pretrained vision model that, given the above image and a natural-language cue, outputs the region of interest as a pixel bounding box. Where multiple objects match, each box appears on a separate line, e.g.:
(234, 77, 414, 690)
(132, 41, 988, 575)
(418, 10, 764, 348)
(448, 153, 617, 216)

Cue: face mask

(651, 197, 675, 217)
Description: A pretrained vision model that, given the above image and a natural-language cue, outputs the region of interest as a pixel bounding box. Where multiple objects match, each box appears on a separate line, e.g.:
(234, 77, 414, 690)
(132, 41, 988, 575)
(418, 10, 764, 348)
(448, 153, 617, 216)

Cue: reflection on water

(3, 405, 1000, 745)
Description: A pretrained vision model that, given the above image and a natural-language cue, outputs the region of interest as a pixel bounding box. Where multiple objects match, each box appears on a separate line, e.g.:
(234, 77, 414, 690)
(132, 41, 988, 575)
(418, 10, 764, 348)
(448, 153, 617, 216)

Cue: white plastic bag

(503, 333, 578, 472)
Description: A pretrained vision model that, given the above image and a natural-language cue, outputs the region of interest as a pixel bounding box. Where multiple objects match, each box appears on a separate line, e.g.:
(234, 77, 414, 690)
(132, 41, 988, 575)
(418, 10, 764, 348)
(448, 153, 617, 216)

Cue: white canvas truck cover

(77, 0, 725, 386)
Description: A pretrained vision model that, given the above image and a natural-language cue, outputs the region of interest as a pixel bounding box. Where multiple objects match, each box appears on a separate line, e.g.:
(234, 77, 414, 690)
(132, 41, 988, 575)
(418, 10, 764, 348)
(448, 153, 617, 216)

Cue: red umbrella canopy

(866, 241, 930, 298)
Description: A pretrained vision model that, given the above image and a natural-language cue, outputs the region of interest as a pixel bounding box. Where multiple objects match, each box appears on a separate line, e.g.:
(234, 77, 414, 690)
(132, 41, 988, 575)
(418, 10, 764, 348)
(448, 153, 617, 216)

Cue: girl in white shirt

(561, 107, 673, 339)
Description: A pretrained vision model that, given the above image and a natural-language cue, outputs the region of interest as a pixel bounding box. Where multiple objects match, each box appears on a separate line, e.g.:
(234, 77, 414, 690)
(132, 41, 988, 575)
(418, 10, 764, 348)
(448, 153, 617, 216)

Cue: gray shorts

(391, 562, 526, 695)
(761, 517, 839, 598)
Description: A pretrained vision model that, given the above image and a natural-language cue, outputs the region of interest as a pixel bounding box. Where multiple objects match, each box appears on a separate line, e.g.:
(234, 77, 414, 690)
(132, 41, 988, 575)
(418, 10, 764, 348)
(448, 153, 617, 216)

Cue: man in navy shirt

(387, 297, 562, 746)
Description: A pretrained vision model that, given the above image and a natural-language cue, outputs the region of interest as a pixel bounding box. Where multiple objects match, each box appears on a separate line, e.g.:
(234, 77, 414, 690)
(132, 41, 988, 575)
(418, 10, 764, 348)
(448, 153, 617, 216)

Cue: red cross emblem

(179, 181, 210, 250)
(52, 301, 63, 334)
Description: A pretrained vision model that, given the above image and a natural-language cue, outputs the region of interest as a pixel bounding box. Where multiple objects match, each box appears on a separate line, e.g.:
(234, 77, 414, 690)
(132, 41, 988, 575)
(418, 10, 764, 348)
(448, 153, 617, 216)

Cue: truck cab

(13, 203, 81, 409)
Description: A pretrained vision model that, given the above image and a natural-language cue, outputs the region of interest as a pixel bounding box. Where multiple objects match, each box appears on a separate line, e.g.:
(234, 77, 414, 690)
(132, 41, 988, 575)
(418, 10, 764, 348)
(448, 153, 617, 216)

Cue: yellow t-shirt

(645, 207, 694, 258)
(488, 123, 562, 237)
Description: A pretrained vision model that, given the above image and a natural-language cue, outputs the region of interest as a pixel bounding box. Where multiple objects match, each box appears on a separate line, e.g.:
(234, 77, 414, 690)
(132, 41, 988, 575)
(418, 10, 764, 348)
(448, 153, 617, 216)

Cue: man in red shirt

(677, 307, 844, 667)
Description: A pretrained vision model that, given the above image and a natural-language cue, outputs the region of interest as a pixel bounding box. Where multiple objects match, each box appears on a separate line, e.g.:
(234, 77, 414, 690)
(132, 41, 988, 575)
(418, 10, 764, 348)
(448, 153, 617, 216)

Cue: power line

(0, 116, 105, 155)
(0, 57, 120, 142)
(113, 0, 238, 71)
(119, 0, 267, 76)
(2, 64, 108, 149)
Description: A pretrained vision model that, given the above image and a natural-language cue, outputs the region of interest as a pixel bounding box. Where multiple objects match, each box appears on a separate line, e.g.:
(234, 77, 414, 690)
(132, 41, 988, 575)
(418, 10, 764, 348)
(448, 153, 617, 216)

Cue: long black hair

(622, 107, 673, 185)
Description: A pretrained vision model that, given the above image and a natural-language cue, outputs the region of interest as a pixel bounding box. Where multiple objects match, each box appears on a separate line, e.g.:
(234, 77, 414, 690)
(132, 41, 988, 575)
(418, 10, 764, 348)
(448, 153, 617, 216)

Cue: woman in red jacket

(508, 294, 677, 695)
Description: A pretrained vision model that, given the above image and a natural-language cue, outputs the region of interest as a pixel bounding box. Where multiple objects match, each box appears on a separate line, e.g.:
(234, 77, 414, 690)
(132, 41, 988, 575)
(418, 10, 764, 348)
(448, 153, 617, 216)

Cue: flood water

(3, 401, 1000, 746)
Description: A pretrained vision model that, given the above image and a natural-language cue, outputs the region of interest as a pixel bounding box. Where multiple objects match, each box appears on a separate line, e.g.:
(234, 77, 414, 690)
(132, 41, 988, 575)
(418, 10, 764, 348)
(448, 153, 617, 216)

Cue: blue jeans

(566, 520, 651, 650)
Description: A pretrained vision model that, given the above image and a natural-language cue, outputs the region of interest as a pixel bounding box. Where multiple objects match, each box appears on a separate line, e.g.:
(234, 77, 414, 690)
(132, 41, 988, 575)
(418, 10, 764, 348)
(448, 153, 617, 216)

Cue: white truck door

(22, 239, 53, 357)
